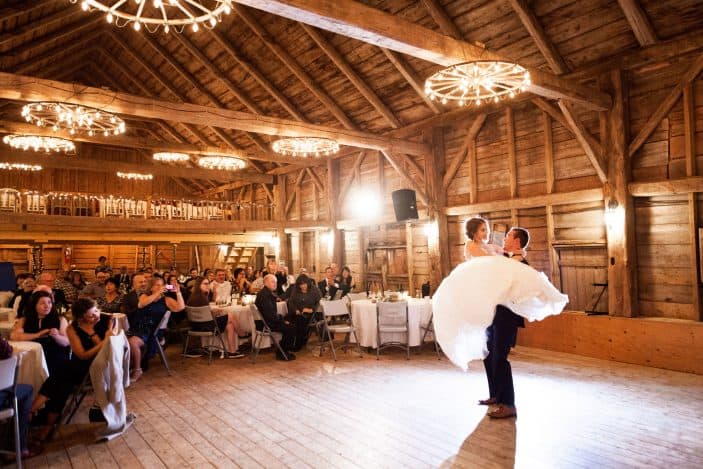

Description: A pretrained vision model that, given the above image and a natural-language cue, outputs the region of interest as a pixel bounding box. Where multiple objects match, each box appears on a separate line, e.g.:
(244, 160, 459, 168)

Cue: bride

(464, 217, 502, 260)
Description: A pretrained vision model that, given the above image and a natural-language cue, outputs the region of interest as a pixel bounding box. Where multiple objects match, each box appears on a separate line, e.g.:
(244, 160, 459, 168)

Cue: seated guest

(211, 269, 232, 304)
(14, 277, 36, 319)
(80, 270, 110, 300)
(187, 277, 244, 359)
(339, 266, 355, 298)
(251, 259, 278, 293)
(232, 268, 251, 295)
(164, 275, 187, 326)
(95, 256, 111, 274)
(29, 298, 114, 441)
(245, 266, 255, 282)
(121, 274, 146, 325)
(183, 268, 199, 297)
(254, 274, 296, 361)
(286, 274, 321, 350)
(116, 266, 131, 294)
(63, 270, 86, 306)
(96, 278, 123, 314)
(318, 266, 340, 299)
(11, 291, 71, 429)
(36, 272, 68, 313)
(0, 337, 41, 459)
(127, 277, 184, 382)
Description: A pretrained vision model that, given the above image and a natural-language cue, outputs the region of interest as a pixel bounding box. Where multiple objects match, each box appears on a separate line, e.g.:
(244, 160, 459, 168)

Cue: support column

(605, 69, 638, 317)
(683, 83, 702, 319)
(274, 175, 290, 264)
(424, 127, 450, 292)
(326, 157, 343, 266)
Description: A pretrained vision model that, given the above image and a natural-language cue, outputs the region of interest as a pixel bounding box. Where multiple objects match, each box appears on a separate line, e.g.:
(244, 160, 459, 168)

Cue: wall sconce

(423, 221, 439, 246)
(604, 199, 624, 231)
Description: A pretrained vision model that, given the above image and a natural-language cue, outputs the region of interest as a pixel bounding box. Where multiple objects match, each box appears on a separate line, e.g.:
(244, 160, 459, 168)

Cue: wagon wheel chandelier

(117, 171, 153, 180)
(0, 162, 43, 172)
(425, 61, 531, 106)
(21, 102, 126, 137)
(197, 155, 246, 171)
(272, 137, 339, 158)
(2, 134, 76, 154)
(153, 151, 191, 162)
(71, 0, 233, 33)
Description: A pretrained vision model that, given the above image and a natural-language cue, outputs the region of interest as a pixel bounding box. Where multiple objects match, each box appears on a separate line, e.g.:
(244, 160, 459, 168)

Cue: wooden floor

(11, 342, 703, 469)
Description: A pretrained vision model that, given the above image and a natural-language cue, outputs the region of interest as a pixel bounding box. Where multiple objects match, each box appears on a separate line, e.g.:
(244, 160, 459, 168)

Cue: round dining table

(211, 301, 288, 350)
(350, 297, 433, 348)
(9, 340, 49, 399)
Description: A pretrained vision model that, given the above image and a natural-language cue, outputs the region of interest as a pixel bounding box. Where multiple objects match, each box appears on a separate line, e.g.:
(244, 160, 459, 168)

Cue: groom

(480, 227, 530, 419)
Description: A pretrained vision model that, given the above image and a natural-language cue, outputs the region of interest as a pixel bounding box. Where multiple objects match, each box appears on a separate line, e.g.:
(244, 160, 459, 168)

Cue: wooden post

(326, 157, 343, 266)
(605, 69, 638, 317)
(377, 151, 385, 216)
(683, 83, 701, 319)
(405, 222, 415, 296)
(358, 226, 368, 292)
(543, 111, 555, 195)
(424, 127, 450, 291)
(274, 175, 290, 264)
(506, 106, 518, 198)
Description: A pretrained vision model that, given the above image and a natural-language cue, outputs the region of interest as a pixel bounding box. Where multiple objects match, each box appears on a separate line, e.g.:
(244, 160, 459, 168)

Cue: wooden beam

(532, 97, 602, 156)
(380, 150, 429, 206)
(12, 29, 103, 75)
(234, 4, 356, 130)
(605, 69, 637, 317)
(629, 177, 703, 196)
(683, 83, 697, 178)
(545, 205, 561, 289)
(207, 29, 306, 122)
(445, 188, 604, 216)
(543, 111, 555, 194)
(508, 0, 569, 74)
(301, 23, 401, 128)
(469, 134, 478, 204)
(689, 193, 702, 320)
(0, 0, 53, 27)
(0, 6, 80, 51)
(557, 100, 608, 183)
(234, 0, 611, 110)
(420, 0, 463, 39)
(305, 167, 324, 194)
(381, 48, 441, 115)
(617, 0, 658, 47)
(261, 183, 274, 203)
(337, 151, 365, 206)
(285, 169, 306, 214)
(442, 114, 486, 187)
(0, 72, 429, 156)
(629, 54, 703, 158)
(0, 149, 271, 183)
(424, 127, 450, 281)
(405, 222, 415, 296)
(506, 107, 518, 198)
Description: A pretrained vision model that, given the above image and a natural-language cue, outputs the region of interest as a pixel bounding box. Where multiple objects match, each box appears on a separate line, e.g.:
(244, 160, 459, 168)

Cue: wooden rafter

(234, 0, 611, 110)
(420, 0, 463, 39)
(443, 114, 486, 187)
(382, 48, 441, 115)
(234, 3, 356, 130)
(301, 23, 401, 129)
(508, 0, 569, 75)
(630, 176, 703, 196)
(617, 0, 658, 47)
(0, 72, 430, 156)
(0, 0, 53, 26)
(557, 100, 608, 183)
(380, 150, 429, 206)
(13, 29, 103, 75)
(531, 97, 603, 157)
(0, 6, 80, 51)
(305, 167, 325, 194)
(445, 188, 604, 216)
(337, 151, 366, 206)
(285, 169, 307, 214)
(629, 54, 703, 159)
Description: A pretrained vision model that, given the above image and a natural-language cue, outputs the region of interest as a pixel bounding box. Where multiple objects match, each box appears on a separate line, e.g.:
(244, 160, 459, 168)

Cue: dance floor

(16, 343, 703, 468)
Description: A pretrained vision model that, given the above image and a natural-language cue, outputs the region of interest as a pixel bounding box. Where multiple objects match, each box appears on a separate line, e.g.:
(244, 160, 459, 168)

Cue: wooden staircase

(223, 245, 260, 271)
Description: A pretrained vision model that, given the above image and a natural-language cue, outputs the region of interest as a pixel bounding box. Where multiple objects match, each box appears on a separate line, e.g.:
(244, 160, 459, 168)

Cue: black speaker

(391, 189, 419, 222)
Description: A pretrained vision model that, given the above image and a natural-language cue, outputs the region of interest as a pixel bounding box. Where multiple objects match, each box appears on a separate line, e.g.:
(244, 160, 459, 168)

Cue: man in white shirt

(211, 269, 232, 304)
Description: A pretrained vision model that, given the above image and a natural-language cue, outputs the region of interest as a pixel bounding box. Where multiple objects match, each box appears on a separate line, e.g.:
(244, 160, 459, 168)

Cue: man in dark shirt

(121, 274, 146, 325)
(317, 266, 339, 299)
(36, 272, 68, 312)
(254, 274, 296, 361)
(481, 227, 530, 419)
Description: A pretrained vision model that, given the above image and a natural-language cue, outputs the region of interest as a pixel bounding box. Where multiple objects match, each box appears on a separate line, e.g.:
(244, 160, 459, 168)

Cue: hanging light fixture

(2, 135, 76, 154)
(424, 61, 531, 106)
(21, 102, 126, 137)
(117, 171, 153, 181)
(153, 151, 190, 162)
(271, 137, 339, 158)
(0, 162, 42, 172)
(71, 0, 234, 34)
(197, 156, 246, 171)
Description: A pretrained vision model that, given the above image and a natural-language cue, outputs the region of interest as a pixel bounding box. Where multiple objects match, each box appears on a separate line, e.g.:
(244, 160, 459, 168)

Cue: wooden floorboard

(4, 343, 703, 469)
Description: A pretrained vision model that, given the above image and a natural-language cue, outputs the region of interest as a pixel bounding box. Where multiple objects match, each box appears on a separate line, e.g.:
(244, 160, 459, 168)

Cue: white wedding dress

(432, 256, 568, 371)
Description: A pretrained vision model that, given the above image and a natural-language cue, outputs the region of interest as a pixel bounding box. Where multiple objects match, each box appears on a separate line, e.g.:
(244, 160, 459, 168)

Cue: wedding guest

(96, 278, 123, 314)
(254, 274, 296, 361)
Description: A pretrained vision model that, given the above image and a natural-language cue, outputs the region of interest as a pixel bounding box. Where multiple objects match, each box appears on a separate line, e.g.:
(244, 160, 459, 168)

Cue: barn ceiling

(0, 0, 702, 194)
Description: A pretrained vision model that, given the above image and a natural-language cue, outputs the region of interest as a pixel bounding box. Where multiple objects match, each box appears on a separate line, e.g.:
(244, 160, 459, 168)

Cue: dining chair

(376, 300, 410, 360)
(346, 292, 368, 302)
(0, 356, 22, 468)
(250, 306, 288, 363)
(420, 312, 441, 359)
(320, 300, 362, 361)
(183, 306, 228, 364)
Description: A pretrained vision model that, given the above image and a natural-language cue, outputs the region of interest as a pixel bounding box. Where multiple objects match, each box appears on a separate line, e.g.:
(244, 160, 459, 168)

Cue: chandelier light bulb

(71, 0, 234, 33)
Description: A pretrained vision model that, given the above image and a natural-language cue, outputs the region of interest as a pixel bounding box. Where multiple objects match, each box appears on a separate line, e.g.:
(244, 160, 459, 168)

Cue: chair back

(186, 305, 214, 323)
(251, 305, 272, 331)
(320, 299, 349, 318)
(377, 301, 408, 328)
(346, 292, 368, 302)
(0, 356, 18, 391)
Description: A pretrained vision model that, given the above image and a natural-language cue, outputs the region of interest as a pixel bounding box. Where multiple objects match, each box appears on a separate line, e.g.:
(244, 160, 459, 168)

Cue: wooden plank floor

(11, 342, 703, 469)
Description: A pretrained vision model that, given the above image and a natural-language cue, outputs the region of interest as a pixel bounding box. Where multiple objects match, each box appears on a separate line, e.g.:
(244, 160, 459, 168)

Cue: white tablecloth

(213, 302, 288, 350)
(350, 298, 433, 348)
(10, 341, 49, 399)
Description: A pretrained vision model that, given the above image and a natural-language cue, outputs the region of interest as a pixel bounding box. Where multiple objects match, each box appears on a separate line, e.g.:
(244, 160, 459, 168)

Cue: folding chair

(250, 306, 288, 363)
(182, 306, 227, 364)
(62, 373, 92, 425)
(319, 300, 362, 361)
(377, 301, 410, 360)
(346, 292, 368, 302)
(419, 312, 441, 359)
(151, 311, 172, 375)
(0, 356, 21, 468)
